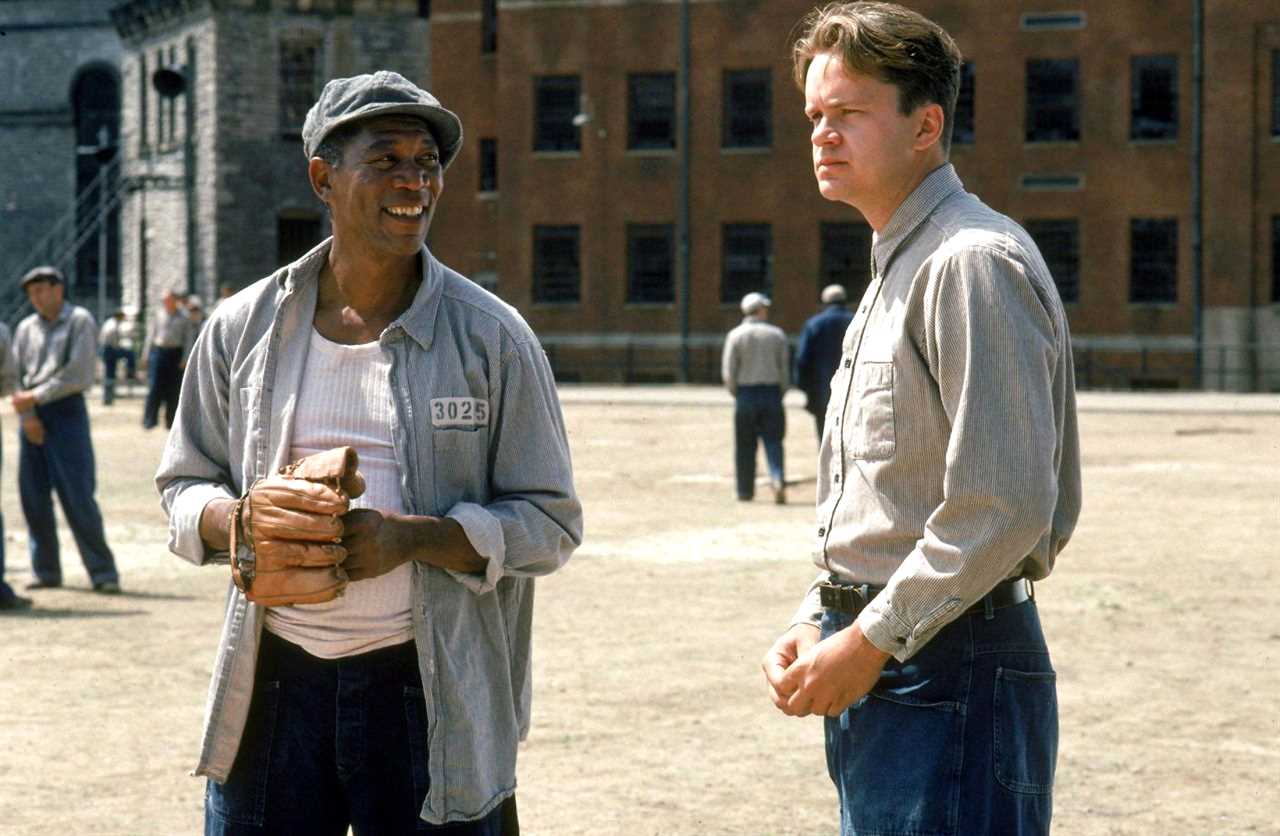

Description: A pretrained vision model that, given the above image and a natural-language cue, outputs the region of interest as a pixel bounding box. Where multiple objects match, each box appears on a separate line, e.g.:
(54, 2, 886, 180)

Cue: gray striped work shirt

(792, 164, 1081, 661)
(721, 317, 789, 395)
(13, 303, 99, 405)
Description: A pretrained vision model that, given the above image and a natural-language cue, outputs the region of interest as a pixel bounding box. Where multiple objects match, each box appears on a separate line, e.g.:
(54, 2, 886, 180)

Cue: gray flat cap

(302, 71, 464, 170)
(20, 265, 64, 288)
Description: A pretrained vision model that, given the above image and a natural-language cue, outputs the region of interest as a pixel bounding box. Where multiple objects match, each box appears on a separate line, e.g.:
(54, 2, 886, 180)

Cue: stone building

(0, 1, 125, 325)
(427, 0, 1280, 391)
(109, 0, 429, 315)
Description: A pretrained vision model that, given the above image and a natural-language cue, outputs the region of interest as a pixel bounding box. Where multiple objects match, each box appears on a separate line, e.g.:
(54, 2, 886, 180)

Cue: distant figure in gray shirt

(11, 265, 121, 595)
(722, 291, 789, 504)
(142, 288, 193, 430)
(763, 4, 1080, 835)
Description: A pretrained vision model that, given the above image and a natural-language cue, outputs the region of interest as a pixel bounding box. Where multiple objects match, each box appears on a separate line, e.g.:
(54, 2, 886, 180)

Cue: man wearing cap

(722, 291, 789, 504)
(11, 266, 122, 595)
(142, 288, 194, 430)
(793, 283, 854, 442)
(156, 71, 581, 834)
(185, 295, 206, 335)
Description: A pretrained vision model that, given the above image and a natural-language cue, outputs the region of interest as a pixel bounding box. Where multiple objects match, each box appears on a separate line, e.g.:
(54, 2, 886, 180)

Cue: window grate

(1026, 219, 1080, 304)
(1130, 218, 1178, 303)
(721, 223, 772, 303)
(534, 76, 581, 152)
(533, 225, 581, 304)
(627, 224, 675, 303)
(722, 69, 771, 149)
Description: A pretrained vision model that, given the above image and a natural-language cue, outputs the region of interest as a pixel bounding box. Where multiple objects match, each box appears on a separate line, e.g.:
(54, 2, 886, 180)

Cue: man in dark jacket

(794, 283, 853, 441)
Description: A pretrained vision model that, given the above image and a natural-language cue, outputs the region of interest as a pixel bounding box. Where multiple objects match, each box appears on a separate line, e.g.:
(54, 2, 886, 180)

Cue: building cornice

(110, 0, 214, 43)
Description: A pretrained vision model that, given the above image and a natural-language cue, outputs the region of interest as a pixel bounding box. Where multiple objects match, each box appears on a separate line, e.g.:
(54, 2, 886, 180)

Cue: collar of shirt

(39, 302, 71, 330)
(276, 238, 445, 352)
(871, 163, 964, 277)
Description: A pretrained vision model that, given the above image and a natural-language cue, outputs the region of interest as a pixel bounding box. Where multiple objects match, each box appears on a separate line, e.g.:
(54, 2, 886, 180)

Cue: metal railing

(3, 154, 124, 328)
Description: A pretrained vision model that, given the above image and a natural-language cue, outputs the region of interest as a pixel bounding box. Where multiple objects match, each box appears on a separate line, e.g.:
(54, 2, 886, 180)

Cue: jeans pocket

(827, 691, 964, 836)
(993, 667, 1058, 795)
(206, 680, 281, 827)
(403, 685, 430, 818)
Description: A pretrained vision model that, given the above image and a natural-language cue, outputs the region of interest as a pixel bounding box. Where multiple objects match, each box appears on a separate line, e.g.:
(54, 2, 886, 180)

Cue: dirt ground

(0, 386, 1276, 835)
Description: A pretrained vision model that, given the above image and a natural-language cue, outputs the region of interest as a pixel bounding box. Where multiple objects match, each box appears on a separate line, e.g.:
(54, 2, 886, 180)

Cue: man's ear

(308, 157, 334, 206)
(913, 102, 945, 152)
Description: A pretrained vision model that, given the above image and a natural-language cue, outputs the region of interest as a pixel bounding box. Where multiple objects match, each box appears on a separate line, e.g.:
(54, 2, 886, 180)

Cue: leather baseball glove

(230, 447, 366, 607)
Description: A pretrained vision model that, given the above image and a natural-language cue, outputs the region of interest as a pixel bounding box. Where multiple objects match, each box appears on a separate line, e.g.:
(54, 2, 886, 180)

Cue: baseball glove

(230, 447, 366, 607)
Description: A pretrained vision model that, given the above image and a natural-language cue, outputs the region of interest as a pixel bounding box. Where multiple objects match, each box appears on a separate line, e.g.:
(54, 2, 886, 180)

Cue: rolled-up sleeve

(155, 315, 238, 566)
(856, 247, 1062, 660)
(445, 337, 582, 594)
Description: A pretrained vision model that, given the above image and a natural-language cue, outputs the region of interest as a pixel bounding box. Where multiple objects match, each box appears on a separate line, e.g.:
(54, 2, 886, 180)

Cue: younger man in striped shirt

(762, 4, 1081, 834)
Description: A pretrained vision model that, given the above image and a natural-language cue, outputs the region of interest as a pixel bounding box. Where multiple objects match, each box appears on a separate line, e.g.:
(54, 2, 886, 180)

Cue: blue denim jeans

(822, 599, 1057, 835)
(0, 434, 13, 603)
(18, 394, 119, 587)
(733, 385, 785, 499)
(206, 631, 509, 835)
(144, 346, 183, 429)
(101, 345, 136, 405)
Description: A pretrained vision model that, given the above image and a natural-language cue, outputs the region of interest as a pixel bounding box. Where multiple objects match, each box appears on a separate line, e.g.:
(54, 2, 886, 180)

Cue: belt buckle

(818, 581, 867, 615)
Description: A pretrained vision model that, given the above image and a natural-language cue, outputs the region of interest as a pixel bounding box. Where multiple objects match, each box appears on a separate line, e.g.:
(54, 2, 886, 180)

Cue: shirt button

(818, 527, 826, 536)
(843, 359, 851, 368)
(859, 306, 868, 314)
(834, 474, 840, 483)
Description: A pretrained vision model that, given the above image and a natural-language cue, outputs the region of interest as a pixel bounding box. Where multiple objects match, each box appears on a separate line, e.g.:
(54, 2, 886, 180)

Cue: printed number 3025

(430, 397, 488, 427)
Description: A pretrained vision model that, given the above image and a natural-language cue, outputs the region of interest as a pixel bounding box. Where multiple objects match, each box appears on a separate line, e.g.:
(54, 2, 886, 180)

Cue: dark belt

(818, 577, 1032, 618)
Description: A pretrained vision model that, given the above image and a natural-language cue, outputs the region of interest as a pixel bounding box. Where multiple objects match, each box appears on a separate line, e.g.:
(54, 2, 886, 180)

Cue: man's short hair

(821, 284, 848, 304)
(312, 120, 368, 169)
(792, 2, 963, 152)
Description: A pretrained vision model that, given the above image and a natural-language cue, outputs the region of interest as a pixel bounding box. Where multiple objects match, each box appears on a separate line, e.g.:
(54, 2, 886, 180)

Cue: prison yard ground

(0, 387, 1276, 835)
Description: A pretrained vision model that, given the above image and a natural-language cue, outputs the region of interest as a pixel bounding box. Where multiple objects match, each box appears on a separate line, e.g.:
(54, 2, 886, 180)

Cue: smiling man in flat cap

(156, 71, 582, 835)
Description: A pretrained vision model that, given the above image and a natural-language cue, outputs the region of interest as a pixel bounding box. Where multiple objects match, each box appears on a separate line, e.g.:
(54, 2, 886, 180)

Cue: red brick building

(427, 0, 1280, 390)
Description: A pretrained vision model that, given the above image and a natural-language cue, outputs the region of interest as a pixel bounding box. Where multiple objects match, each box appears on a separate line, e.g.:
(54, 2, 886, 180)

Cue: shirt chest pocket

(843, 361, 896, 461)
(431, 427, 489, 513)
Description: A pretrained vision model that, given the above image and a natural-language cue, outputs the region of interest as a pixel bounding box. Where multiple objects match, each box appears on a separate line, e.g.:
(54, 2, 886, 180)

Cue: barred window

(1272, 51, 1280, 137)
(280, 38, 321, 137)
(953, 62, 975, 145)
(723, 69, 771, 148)
(534, 75, 580, 152)
(1131, 55, 1178, 140)
(1271, 216, 1280, 303)
(1026, 219, 1080, 304)
(819, 223, 872, 301)
(479, 138, 497, 193)
(1130, 218, 1178, 303)
(533, 225, 581, 303)
(627, 224, 675, 303)
(482, 0, 497, 54)
(1026, 58, 1080, 142)
(628, 73, 676, 150)
(721, 223, 771, 303)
